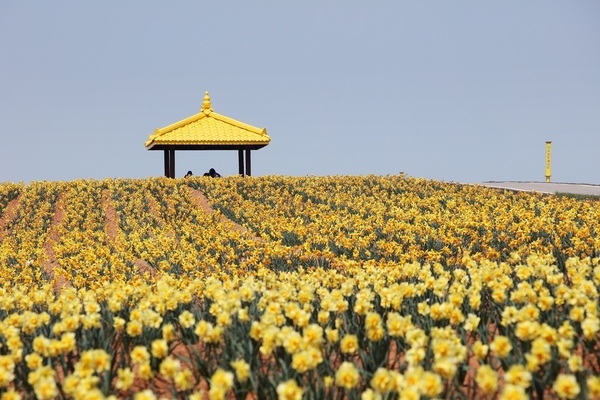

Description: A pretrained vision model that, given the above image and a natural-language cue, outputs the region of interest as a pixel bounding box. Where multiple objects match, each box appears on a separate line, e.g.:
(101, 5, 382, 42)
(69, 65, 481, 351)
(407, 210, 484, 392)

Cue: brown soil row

(0, 196, 21, 241)
(42, 191, 72, 292)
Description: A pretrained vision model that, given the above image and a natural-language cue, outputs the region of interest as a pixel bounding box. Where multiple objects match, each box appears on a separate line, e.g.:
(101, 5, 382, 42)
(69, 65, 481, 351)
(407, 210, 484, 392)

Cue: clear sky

(1, 2, 599, 184)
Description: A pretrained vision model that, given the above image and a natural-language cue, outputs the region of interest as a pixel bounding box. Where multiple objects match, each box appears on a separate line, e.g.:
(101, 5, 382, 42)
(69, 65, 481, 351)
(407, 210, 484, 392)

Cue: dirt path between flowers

(42, 191, 72, 292)
(102, 189, 119, 243)
(0, 196, 21, 242)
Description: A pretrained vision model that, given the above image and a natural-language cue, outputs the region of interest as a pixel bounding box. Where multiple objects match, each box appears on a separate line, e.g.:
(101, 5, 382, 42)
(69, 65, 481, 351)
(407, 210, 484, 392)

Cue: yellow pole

(545, 141, 552, 182)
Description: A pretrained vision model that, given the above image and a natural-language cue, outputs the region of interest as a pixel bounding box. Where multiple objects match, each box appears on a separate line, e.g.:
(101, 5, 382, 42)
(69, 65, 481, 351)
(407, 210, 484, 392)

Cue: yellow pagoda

(145, 92, 270, 178)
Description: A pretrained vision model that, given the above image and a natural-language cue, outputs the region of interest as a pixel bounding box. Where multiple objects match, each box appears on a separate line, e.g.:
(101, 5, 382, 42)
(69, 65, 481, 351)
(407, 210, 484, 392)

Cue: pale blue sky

(1, 2, 599, 184)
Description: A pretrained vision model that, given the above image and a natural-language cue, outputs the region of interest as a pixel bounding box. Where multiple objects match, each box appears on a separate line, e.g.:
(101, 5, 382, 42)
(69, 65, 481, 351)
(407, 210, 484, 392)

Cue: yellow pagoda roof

(145, 92, 270, 149)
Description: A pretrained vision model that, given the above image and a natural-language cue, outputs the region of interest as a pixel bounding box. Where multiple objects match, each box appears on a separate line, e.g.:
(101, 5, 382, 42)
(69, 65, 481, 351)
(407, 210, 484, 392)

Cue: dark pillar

(164, 150, 170, 177)
(238, 149, 245, 176)
(245, 149, 251, 177)
(169, 149, 176, 178)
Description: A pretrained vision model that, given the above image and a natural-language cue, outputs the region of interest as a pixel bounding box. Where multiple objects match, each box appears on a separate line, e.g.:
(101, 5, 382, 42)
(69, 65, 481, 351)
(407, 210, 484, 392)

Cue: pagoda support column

(163, 149, 176, 178)
(245, 149, 251, 177)
(164, 150, 170, 178)
(238, 150, 244, 176)
(169, 149, 176, 178)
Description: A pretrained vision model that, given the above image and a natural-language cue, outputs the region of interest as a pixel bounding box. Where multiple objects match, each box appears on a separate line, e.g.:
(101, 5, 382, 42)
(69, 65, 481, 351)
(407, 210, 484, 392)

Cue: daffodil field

(0, 175, 599, 399)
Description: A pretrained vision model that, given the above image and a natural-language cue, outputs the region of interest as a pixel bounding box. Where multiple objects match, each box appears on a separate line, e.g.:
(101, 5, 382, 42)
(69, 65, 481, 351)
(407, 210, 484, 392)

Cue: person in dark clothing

(208, 168, 221, 178)
(184, 171, 193, 178)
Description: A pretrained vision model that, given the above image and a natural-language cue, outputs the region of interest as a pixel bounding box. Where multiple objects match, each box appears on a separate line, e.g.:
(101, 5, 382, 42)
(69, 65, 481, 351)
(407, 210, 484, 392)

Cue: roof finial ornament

(202, 91, 212, 113)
